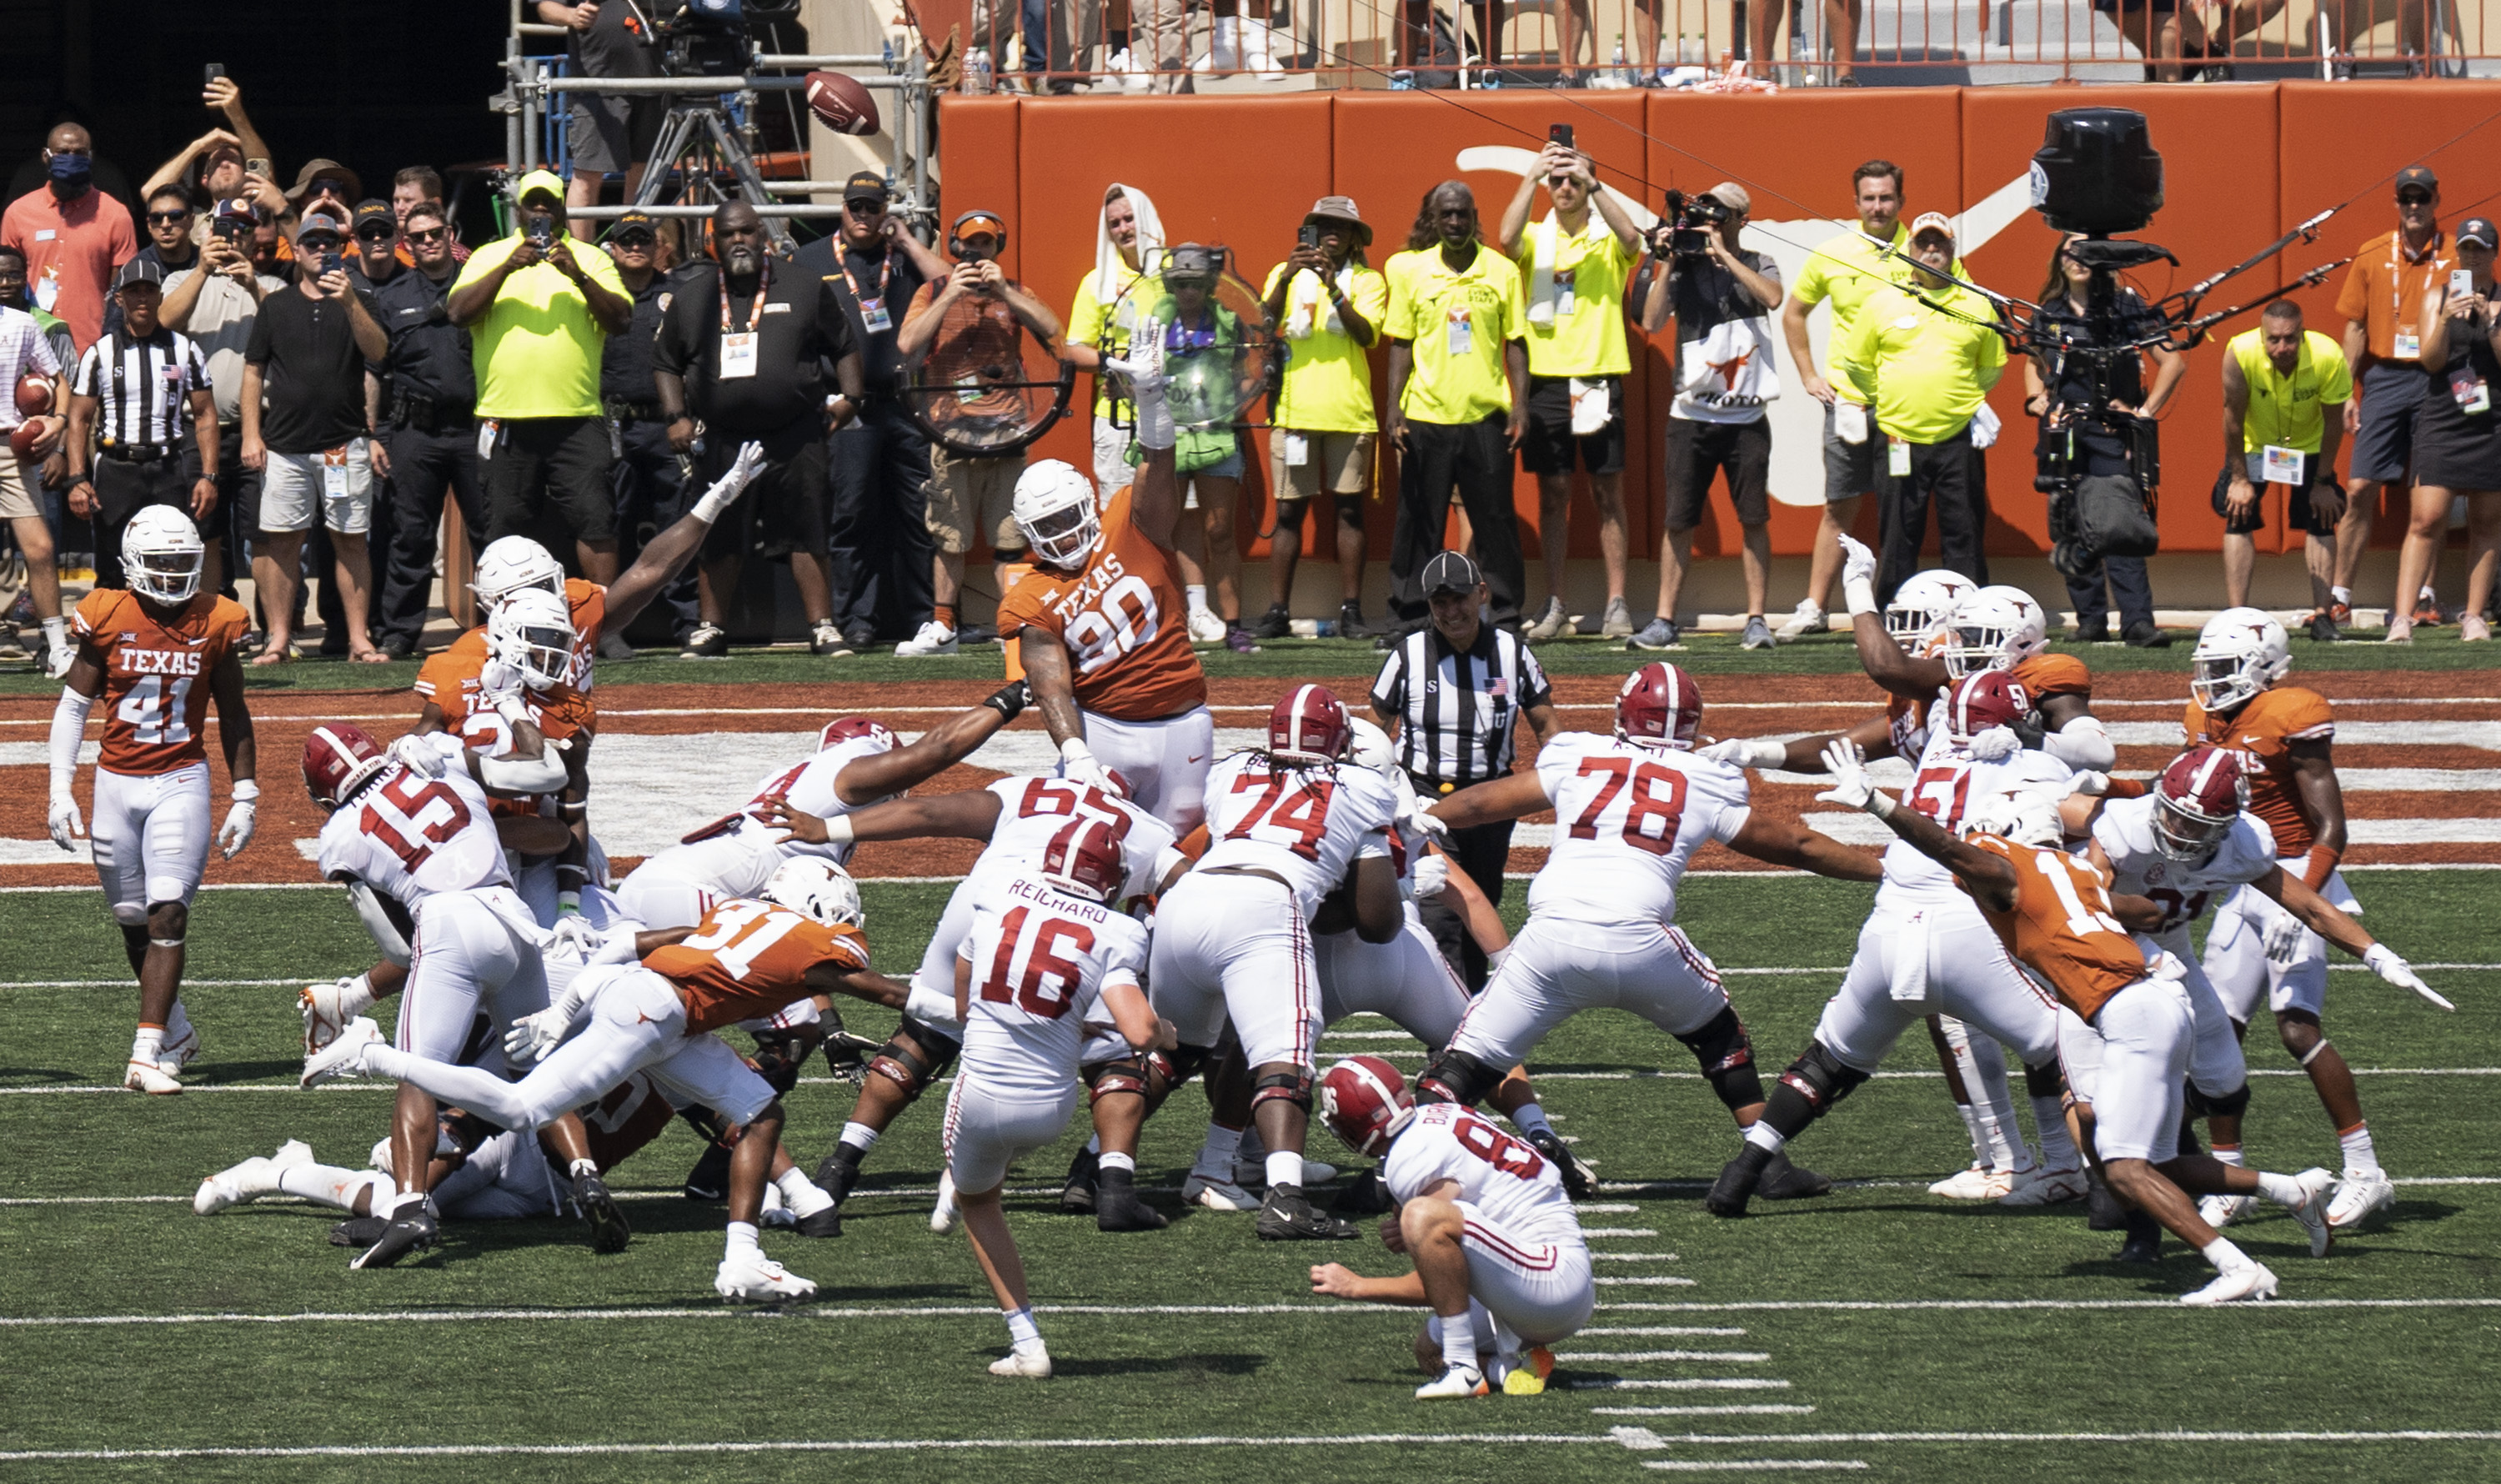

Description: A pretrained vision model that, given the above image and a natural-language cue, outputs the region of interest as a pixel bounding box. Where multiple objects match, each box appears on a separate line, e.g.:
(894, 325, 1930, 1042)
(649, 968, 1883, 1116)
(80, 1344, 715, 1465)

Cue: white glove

(388, 733, 448, 779)
(692, 440, 767, 524)
(48, 790, 83, 850)
(503, 1001, 580, 1067)
(2364, 942, 2454, 1010)
(217, 792, 257, 860)
(2071, 770, 2113, 797)
(2261, 909, 2309, 966)
(478, 657, 525, 707)
(1058, 737, 1119, 795)
(44, 644, 73, 680)
(1105, 314, 1167, 398)
(544, 915, 607, 958)
(1699, 737, 1787, 770)
(1965, 724, 2019, 763)
(1411, 852, 1451, 901)
(1411, 805, 1453, 849)
(1815, 737, 1891, 817)
(1839, 534, 1879, 618)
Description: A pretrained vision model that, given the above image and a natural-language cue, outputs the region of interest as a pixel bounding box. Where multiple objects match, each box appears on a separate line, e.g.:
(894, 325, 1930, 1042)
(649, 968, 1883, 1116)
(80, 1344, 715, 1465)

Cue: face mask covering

(48, 152, 92, 198)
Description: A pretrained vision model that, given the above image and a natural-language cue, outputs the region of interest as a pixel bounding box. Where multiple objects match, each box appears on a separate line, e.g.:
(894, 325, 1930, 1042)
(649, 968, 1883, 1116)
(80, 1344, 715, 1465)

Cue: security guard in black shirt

(600, 208, 699, 650)
(370, 198, 483, 658)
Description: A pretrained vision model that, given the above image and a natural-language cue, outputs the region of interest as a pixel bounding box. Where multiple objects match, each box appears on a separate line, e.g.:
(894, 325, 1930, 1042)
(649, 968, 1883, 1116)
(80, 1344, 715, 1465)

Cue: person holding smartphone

(2392, 218, 2501, 644)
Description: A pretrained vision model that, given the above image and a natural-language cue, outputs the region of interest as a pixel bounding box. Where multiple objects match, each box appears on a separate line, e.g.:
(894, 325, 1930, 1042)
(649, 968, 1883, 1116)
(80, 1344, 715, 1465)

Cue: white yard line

(1580, 1327, 1749, 1336)
(1639, 1429, 2501, 1444)
(0, 1433, 1625, 1464)
(1556, 1351, 1773, 1363)
(1641, 1462, 1867, 1474)
(1592, 1406, 1818, 1417)
(1591, 1297, 2501, 1312)
(1592, 1253, 1683, 1262)
(1581, 1229, 1663, 1239)
(1595, 1277, 1702, 1287)
(1570, 1380, 1797, 1391)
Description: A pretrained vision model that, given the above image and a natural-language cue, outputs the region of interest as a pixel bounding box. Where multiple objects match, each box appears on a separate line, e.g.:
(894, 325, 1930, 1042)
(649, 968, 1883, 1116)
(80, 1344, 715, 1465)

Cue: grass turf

(1, 874, 2495, 1481)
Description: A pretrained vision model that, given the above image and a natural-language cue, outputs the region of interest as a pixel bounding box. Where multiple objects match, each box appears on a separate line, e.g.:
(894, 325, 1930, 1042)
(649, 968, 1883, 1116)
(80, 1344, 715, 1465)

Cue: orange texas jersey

(2011, 651, 2093, 706)
(414, 629, 599, 747)
(995, 487, 1206, 723)
(559, 578, 607, 691)
(1963, 833, 2146, 1022)
(644, 898, 871, 1037)
(2187, 685, 2334, 857)
(70, 588, 250, 777)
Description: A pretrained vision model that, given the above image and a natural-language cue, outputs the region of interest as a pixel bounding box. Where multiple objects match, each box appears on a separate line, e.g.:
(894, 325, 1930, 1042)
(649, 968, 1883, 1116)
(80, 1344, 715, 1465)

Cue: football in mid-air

(804, 71, 880, 136)
(14, 373, 50, 418)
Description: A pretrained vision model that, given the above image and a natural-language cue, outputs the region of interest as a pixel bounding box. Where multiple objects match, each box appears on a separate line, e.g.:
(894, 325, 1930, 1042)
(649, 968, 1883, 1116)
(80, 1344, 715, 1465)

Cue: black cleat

(1332, 1167, 1395, 1216)
(1094, 1166, 1168, 1231)
(327, 1216, 389, 1249)
(2085, 1172, 2129, 1231)
(1256, 1183, 1356, 1241)
(814, 1145, 865, 1206)
(682, 1141, 732, 1202)
(2116, 1208, 2163, 1263)
(1522, 1126, 1593, 1201)
(794, 1206, 844, 1238)
(1706, 1146, 1775, 1219)
(1060, 1146, 1100, 1216)
(351, 1207, 441, 1269)
(572, 1171, 631, 1254)
(1757, 1149, 1833, 1201)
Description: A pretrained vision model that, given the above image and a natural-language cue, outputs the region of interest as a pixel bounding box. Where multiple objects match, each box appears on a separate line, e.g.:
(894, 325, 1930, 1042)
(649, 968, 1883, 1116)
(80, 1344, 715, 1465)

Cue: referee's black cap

(1421, 549, 1482, 595)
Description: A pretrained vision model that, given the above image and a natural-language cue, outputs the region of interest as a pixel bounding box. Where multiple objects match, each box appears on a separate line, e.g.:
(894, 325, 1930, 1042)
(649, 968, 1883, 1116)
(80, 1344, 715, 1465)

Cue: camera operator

(1633, 182, 1782, 652)
(537, 0, 659, 241)
(368, 198, 482, 660)
(2392, 218, 2501, 645)
(1498, 138, 1642, 643)
(2025, 232, 2183, 648)
(2216, 299, 2348, 623)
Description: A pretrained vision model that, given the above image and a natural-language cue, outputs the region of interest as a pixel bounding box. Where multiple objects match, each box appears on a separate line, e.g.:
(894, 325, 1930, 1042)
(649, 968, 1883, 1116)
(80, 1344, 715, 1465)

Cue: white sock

(1441, 1313, 1477, 1370)
(389, 1190, 430, 1219)
(1965, 1037, 2027, 1171)
(2031, 1095, 2080, 1170)
(278, 1163, 391, 1213)
(1742, 1121, 1787, 1155)
(1186, 584, 1210, 617)
(2213, 1144, 2246, 1169)
(41, 616, 66, 649)
(2338, 1123, 2383, 1178)
(1005, 1305, 1045, 1354)
(2200, 1235, 2250, 1271)
(1195, 1125, 1242, 1176)
(1085, 1134, 1102, 1156)
(1953, 1101, 1987, 1166)
(1099, 1151, 1135, 1175)
(131, 1025, 164, 1064)
(2331, 585, 2353, 606)
(775, 1167, 834, 1217)
(339, 973, 378, 1020)
(840, 1121, 881, 1154)
(1508, 1102, 1553, 1140)
(2252, 1171, 2308, 1207)
(1265, 1151, 1304, 1191)
(725, 1220, 761, 1256)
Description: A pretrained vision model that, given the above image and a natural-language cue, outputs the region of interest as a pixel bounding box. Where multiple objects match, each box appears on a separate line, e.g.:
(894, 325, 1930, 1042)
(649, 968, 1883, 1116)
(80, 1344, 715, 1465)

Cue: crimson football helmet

(1616, 662, 1703, 750)
(818, 716, 899, 753)
(1939, 669, 2037, 744)
(303, 723, 390, 810)
(1268, 684, 1352, 765)
(1318, 1055, 1415, 1158)
(1040, 817, 1126, 903)
(2153, 745, 2250, 863)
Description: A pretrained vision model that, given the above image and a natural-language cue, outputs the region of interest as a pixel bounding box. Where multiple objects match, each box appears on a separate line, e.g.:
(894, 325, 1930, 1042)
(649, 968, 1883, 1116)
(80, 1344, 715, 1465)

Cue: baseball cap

(352, 199, 397, 237)
(951, 209, 1005, 241)
(1707, 181, 1752, 213)
(2396, 165, 2439, 197)
(1304, 194, 1373, 246)
(285, 158, 361, 203)
(294, 205, 348, 243)
(514, 168, 566, 207)
(609, 208, 658, 243)
(113, 259, 166, 292)
(844, 170, 890, 204)
(1909, 210, 1956, 243)
(1421, 549, 1483, 595)
(213, 198, 258, 233)
(2458, 216, 2498, 248)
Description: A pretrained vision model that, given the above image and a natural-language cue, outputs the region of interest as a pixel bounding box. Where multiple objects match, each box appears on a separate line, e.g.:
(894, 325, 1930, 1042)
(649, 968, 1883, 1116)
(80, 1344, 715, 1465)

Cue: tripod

(633, 93, 798, 255)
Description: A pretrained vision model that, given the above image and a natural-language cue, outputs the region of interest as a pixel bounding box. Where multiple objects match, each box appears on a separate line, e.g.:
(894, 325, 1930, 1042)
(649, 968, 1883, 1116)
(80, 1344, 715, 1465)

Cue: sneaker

(1757, 1150, 1832, 1201)
(1998, 1165, 2088, 1206)
(2198, 1191, 2256, 1229)
(894, 620, 959, 657)
(1234, 1156, 1337, 1189)
(930, 1170, 960, 1234)
(195, 1151, 283, 1216)
(2307, 609, 2339, 644)
(989, 1347, 1053, 1379)
(2328, 600, 2353, 625)
(1415, 1362, 1488, 1399)
(1250, 604, 1293, 640)
(678, 623, 729, 660)
(1095, 1166, 1170, 1231)
(1490, 1346, 1554, 1395)
(596, 631, 636, 661)
(2326, 1170, 2396, 1230)
(2180, 1260, 2278, 1305)
(1187, 608, 1226, 644)
(1336, 602, 1373, 640)
(327, 1216, 389, 1249)
(2288, 1166, 2337, 1256)
(1740, 615, 1775, 650)
(571, 1171, 632, 1253)
(1600, 596, 1636, 639)
(352, 1205, 442, 1270)
(1524, 596, 1570, 642)
(1060, 1146, 1100, 1215)
(299, 976, 374, 1056)
(810, 620, 855, 657)
(2383, 616, 2414, 644)
(1928, 1164, 2011, 1200)
(1521, 1126, 1593, 1201)
(1775, 600, 1826, 639)
(1224, 625, 1258, 654)
(125, 1058, 183, 1095)
(714, 1249, 818, 1302)
(2465, 614, 2493, 643)
(1256, 1182, 1356, 1241)
(2123, 619, 2173, 648)
(159, 1020, 201, 1070)
(1183, 1171, 1262, 1211)
(2073, 620, 2111, 643)
(1332, 1167, 1395, 1216)
(301, 1017, 383, 1088)
(1629, 617, 1681, 651)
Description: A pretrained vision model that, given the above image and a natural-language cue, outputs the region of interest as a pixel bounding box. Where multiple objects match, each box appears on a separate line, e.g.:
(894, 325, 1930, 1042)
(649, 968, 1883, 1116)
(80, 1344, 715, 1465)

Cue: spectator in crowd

(2217, 300, 2348, 623)
(1065, 183, 1163, 494)
(1384, 182, 1528, 634)
(63, 263, 217, 592)
(3, 123, 138, 352)
(657, 199, 864, 659)
(2027, 232, 2183, 646)
(538, 0, 659, 238)
(369, 198, 482, 659)
(1835, 212, 2004, 601)
(344, 202, 404, 643)
(0, 245, 76, 372)
(1145, 242, 1253, 651)
(1777, 159, 1925, 639)
(240, 210, 389, 664)
(801, 172, 950, 650)
(1636, 181, 1782, 652)
(138, 75, 275, 223)
(390, 168, 469, 266)
(100, 185, 202, 343)
(601, 208, 698, 656)
(163, 197, 283, 603)
(7, 113, 137, 215)
(347, 202, 401, 296)
(895, 207, 1062, 656)
(2333, 166, 2448, 634)
(449, 169, 634, 584)
(2391, 218, 2501, 645)
(1370, 549, 1555, 988)
(1499, 141, 1641, 643)
(0, 276, 66, 673)
(1254, 195, 1386, 642)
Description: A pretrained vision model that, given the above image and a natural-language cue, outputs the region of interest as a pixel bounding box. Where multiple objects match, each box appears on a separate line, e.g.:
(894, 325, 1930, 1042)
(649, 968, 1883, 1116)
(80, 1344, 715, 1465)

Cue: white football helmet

(762, 856, 864, 929)
(1943, 585, 2048, 679)
(122, 505, 204, 604)
(473, 536, 565, 609)
(488, 585, 576, 690)
(2189, 607, 2292, 715)
(1885, 569, 1977, 653)
(1012, 459, 1102, 569)
(1962, 780, 2062, 849)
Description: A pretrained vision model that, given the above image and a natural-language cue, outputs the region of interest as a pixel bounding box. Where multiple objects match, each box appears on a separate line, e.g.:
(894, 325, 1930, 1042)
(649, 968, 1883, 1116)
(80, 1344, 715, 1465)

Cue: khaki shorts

(926, 447, 1025, 556)
(0, 451, 33, 521)
(1268, 429, 1373, 501)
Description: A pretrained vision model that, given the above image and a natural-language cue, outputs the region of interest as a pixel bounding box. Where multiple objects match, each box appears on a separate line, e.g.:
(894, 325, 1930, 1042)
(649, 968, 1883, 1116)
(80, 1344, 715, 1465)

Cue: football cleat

(2288, 1167, 2337, 1257)
(2327, 1171, 2397, 1231)
(1757, 1150, 1832, 1201)
(683, 1141, 732, 1202)
(1998, 1165, 2089, 1206)
(124, 1058, 183, 1095)
(159, 1020, 201, 1069)
(794, 1206, 844, 1239)
(2116, 1208, 2163, 1264)
(2181, 1261, 2279, 1306)
(1927, 1163, 1999, 1199)
(1256, 1183, 1355, 1241)
(300, 1017, 383, 1088)
(715, 1250, 818, 1303)
(1095, 1167, 1170, 1231)
(328, 1216, 389, 1249)
(1415, 1362, 1489, 1400)
(571, 1171, 631, 1253)
(299, 976, 372, 1056)
(2198, 1191, 2257, 1229)
(814, 1146, 865, 1206)
(989, 1348, 1053, 1379)
(1182, 1172, 1261, 1211)
(1704, 1149, 1769, 1219)
(352, 1206, 442, 1270)
(1521, 1127, 1593, 1201)
(1332, 1168, 1396, 1216)
(930, 1171, 960, 1234)
(1235, 1156, 1337, 1189)
(1060, 1146, 1100, 1215)
(193, 1141, 313, 1216)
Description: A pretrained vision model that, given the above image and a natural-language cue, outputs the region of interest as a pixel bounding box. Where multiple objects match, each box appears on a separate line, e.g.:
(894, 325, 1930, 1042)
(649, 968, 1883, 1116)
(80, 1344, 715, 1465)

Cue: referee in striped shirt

(63, 260, 219, 592)
(1371, 549, 1555, 988)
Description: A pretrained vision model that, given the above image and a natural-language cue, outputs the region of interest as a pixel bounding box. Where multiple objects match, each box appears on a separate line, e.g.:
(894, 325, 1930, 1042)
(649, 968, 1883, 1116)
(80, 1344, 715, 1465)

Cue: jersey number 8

(1455, 1112, 1546, 1180)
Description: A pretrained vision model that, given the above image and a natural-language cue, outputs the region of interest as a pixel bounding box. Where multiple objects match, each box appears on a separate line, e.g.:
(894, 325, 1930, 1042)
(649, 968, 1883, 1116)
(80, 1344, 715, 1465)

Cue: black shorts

(1664, 416, 1772, 530)
(484, 416, 616, 545)
(2211, 454, 2337, 536)
(1821, 401, 1879, 501)
(1519, 374, 1626, 477)
(699, 420, 829, 563)
(2349, 361, 2428, 484)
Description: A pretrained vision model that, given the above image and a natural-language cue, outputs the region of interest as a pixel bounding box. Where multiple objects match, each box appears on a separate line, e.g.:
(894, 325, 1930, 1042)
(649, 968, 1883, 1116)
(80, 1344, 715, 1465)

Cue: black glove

(984, 677, 1031, 721)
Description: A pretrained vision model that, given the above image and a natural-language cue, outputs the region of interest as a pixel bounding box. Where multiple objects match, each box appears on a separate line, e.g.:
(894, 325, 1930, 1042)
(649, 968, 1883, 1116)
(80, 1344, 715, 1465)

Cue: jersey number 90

(1065, 574, 1159, 677)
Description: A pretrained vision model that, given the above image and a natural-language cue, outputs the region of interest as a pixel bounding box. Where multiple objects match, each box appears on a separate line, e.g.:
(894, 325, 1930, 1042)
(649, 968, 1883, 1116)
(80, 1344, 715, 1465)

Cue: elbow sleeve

(2044, 714, 2115, 773)
(49, 687, 94, 795)
(476, 751, 569, 795)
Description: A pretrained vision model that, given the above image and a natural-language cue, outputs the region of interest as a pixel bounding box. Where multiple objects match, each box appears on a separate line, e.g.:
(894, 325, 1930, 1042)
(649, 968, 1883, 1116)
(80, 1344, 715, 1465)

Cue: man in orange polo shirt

(2328, 166, 2450, 636)
(1, 123, 138, 352)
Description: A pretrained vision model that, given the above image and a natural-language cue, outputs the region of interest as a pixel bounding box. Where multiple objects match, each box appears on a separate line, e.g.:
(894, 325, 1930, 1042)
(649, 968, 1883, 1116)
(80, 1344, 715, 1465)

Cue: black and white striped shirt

(71, 329, 211, 449)
(1371, 624, 1551, 789)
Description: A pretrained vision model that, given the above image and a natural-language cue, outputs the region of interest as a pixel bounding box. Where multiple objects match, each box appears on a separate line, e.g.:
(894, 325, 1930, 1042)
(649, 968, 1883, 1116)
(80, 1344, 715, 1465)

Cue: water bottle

(1611, 33, 1629, 86)
(965, 47, 994, 93)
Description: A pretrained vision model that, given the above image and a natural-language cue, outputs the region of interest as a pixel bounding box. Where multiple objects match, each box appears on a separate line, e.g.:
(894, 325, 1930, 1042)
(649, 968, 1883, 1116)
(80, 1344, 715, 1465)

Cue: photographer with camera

(2026, 232, 2183, 647)
(1499, 136, 1642, 643)
(163, 198, 282, 602)
(2216, 300, 2348, 624)
(1633, 181, 1782, 653)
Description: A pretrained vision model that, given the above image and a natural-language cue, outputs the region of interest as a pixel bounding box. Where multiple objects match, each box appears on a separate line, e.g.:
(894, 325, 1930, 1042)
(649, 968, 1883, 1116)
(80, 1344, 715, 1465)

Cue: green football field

(3, 870, 2494, 1482)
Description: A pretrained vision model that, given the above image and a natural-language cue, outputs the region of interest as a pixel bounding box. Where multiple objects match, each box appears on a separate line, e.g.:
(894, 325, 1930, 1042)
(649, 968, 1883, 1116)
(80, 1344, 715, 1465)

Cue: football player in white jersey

(1416, 663, 1882, 1198)
(1307, 1056, 1594, 1399)
(945, 820, 1173, 1378)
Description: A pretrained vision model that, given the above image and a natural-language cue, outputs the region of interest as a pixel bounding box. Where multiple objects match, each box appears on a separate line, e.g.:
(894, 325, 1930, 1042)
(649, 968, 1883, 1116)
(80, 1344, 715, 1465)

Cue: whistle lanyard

(719, 255, 769, 333)
(840, 253, 890, 323)
(2393, 231, 2449, 336)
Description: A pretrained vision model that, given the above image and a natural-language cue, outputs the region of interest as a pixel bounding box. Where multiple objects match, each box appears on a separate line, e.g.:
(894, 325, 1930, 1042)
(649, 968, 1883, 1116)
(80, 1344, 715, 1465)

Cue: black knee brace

(867, 1015, 960, 1099)
(1675, 1007, 1765, 1113)
(1082, 1055, 1154, 1105)
(2023, 1060, 2065, 1100)
(2184, 1081, 2252, 1120)
(1250, 1068, 1314, 1115)
(1416, 1047, 1505, 1107)
(1155, 1042, 1214, 1094)
(1776, 1042, 1872, 1121)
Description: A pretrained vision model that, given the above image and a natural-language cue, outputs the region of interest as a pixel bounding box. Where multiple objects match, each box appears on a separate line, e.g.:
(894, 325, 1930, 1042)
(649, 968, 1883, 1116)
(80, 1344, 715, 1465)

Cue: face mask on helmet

(761, 857, 864, 929)
(1013, 461, 1102, 569)
(489, 588, 575, 689)
(2153, 795, 2234, 862)
(2188, 609, 2288, 714)
(1941, 589, 2044, 679)
(1884, 572, 1971, 654)
(120, 508, 205, 604)
(2152, 746, 2249, 863)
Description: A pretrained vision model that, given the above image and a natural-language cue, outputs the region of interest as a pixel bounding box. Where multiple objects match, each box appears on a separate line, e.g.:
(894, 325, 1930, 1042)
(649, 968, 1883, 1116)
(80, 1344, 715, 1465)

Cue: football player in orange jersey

(308, 858, 910, 1299)
(47, 507, 258, 1094)
(996, 316, 1218, 834)
(2186, 609, 2402, 1229)
(1803, 743, 2340, 1303)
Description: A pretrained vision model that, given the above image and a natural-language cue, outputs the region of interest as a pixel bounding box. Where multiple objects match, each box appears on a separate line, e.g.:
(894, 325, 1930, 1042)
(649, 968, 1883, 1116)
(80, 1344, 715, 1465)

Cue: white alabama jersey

(1526, 734, 1752, 925)
(314, 738, 511, 905)
(1194, 753, 1398, 916)
(1877, 735, 2073, 912)
(641, 736, 886, 900)
(2093, 795, 2279, 945)
(981, 775, 1180, 907)
(958, 872, 1150, 1096)
(1381, 1102, 1583, 1248)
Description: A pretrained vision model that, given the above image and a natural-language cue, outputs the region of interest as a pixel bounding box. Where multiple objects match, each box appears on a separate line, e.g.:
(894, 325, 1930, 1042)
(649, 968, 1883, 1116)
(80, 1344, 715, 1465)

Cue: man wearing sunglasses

(103, 186, 202, 342)
(368, 198, 482, 660)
